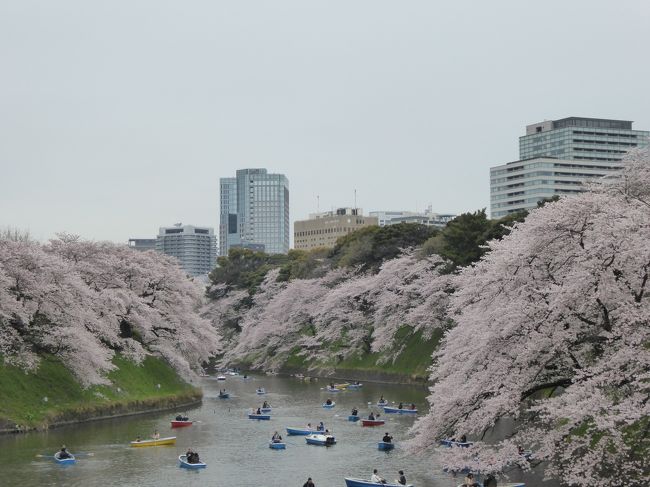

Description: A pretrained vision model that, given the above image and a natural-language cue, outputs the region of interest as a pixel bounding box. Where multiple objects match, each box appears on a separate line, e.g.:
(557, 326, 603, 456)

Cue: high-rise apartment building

(156, 224, 217, 276)
(490, 117, 649, 218)
(219, 168, 290, 256)
(294, 208, 377, 250)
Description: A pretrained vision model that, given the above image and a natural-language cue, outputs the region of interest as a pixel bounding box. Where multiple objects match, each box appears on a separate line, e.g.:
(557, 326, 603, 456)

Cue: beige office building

(294, 208, 378, 250)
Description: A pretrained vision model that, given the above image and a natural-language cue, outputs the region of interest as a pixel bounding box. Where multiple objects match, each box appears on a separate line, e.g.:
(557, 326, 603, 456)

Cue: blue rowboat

(218, 392, 229, 399)
(178, 455, 206, 469)
(249, 414, 271, 420)
(383, 406, 418, 414)
(440, 439, 473, 448)
(53, 452, 76, 465)
(261, 407, 272, 413)
(326, 387, 340, 392)
(269, 441, 286, 450)
(376, 400, 389, 407)
(348, 415, 360, 422)
(322, 402, 336, 409)
(344, 478, 413, 487)
(378, 441, 395, 451)
(256, 388, 266, 395)
(286, 427, 314, 435)
(347, 383, 363, 389)
(305, 434, 336, 446)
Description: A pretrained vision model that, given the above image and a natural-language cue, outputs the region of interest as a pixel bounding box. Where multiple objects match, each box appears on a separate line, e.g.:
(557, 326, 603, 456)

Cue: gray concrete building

(219, 168, 290, 256)
(370, 207, 456, 227)
(490, 117, 649, 218)
(156, 224, 217, 276)
(294, 208, 377, 250)
(127, 238, 157, 251)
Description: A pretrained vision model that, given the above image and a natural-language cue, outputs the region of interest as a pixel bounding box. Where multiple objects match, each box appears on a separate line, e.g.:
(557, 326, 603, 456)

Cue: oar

(73, 452, 95, 457)
(35, 454, 55, 458)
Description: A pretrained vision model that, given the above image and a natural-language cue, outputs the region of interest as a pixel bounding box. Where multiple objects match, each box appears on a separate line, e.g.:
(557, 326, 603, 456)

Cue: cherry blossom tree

(410, 150, 650, 487)
(0, 236, 220, 386)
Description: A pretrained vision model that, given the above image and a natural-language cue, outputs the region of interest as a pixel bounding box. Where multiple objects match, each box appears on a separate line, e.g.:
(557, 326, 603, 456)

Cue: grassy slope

(0, 355, 199, 428)
(282, 326, 442, 382)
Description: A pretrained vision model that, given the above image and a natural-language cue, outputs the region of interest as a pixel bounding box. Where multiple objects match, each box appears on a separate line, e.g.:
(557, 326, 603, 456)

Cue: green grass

(333, 326, 442, 380)
(0, 355, 198, 428)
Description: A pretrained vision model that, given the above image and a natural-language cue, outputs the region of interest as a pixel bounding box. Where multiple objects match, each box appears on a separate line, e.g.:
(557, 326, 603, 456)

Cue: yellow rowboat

(334, 383, 350, 389)
(130, 436, 177, 447)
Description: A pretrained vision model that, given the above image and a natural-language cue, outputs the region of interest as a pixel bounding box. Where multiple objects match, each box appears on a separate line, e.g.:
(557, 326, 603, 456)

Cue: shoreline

(0, 393, 202, 435)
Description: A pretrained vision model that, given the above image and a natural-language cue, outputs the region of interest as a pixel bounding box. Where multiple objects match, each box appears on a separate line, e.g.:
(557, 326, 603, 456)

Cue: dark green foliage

(420, 209, 527, 271)
(208, 247, 288, 293)
(276, 248, 329, 282)
(329, 223, 437, 270)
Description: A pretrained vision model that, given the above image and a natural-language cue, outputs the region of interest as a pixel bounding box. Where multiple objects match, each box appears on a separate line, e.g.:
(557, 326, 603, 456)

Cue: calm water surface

(0, 375, 541, 487)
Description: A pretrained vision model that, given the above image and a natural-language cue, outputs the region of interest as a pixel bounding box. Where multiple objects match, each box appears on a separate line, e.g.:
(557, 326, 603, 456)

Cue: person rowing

(370, 469, 387, 484)
(271, 431, 283, 443)
(396, 470, 407, 486)
(368, 412, 376, 420)
(382, 432, 393, 443)
(317, 421, 325, 432)
(262, 401, 269, 408)
(57, 446, 72, 459)
(351, 407, 358, 416)
(325, 398, 333, 405)
(398, 402, 403, 409)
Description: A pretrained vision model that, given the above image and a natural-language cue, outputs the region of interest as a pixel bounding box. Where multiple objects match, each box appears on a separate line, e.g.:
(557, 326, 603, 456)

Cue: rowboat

(305, 433, 336, 446)
(178, 455, 206, 469)
(323, 402, 336, 409)
(383, 406, 417, 415)
(53, 452, 76, 464)
(216, 375, 226, 381)
(131, 436, 177, 447)
(269, 441, 286, 450)
(256, 388, 266, 395)
(286, 427, 315, 435)
(347, 383, 363, 390)
(440, 439, 473, 448)
(261, 407, 272, 413)
(378, 441, 395, 451)
(335, 383, 350, 389)
(348, 415, 360, 422)
(171, 420, 193, 428)
(248, 414, 271, 420)
(362, 419, 385, 427)
(218, 392, 230, 399)
(345, 478, 413, 487)
(326, 387, 341, 393)
(377, 400, 389, 407)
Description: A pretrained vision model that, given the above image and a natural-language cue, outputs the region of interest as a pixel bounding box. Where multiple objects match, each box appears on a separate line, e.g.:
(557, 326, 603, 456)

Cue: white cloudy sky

(1, 0, 649, 243)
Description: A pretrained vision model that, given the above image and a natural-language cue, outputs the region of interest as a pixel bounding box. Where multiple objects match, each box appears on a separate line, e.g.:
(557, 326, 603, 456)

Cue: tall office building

(294, 208, 378, 250)
(490, 117, 649, 218)
(219, 168, 290, 256)
(156, 224, 217, 276)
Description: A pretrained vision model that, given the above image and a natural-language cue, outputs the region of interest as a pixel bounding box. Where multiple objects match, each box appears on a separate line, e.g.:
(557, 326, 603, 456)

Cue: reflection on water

(0, 375, 549, 487)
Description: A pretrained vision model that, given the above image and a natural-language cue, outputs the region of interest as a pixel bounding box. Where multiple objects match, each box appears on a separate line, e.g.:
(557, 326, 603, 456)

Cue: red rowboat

(171, 420, 193, 428)
(361, 419, 385, 427)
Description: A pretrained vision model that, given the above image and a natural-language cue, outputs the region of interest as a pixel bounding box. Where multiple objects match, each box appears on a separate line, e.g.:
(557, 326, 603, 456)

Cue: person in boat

(351, 407, 358, 416)
(188, 450, 200, 464)
(263, 401, 269, 408)
(317, 422, 325, 432)
(58, 446, 71, 459)
(410, 403, 416, 410)
(379, 395, 385, 403)
(256, 407, 262, 415)
(325, 398, 332, 405)
(135, 436, 141, 442)
(152, 430, 160, 440)
(306, 422, 313, 430)
(329, 382, 335, 388)
(382, 432, 393, 443)
(368, 412, 375, 420)
(271, 431, 282, 443)
(459, 434, 467, 443)
(397, 470, 407, 486)
(370, 469, 387, 484)
(464, 473, 479, 487)
(303, 477, 316, 487)
(398, 402, 403, 409)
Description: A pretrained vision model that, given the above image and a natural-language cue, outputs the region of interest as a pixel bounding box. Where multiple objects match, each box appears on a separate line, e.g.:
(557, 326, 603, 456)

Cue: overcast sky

(1, 0, 649, 243)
